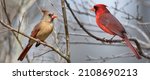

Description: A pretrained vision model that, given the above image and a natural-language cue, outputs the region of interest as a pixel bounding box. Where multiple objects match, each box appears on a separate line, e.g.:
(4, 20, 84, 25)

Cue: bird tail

(123, 35, 141, 59)
(18, 44, 32, 61)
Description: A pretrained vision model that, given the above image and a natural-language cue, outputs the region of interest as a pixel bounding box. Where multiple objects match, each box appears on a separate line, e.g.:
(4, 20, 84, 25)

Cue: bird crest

(94, 4, 107, 8)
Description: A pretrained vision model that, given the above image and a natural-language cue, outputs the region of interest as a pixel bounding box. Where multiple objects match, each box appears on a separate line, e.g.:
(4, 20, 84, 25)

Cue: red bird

(91, 4, 141, 59)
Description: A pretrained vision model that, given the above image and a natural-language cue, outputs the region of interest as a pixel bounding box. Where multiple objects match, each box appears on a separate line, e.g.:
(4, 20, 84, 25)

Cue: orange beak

(90, 8, 95, 12)
(52, 15, 57, 19)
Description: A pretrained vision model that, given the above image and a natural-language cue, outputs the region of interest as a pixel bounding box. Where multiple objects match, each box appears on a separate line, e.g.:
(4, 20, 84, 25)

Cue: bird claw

(109, 35, 116, 41)
(102, 37, 107, 44)
(107, 35, 116, 44)
(102, 37, 106, 40)
(43, 41, 47, 47)
(102, 37, 113, 44)
(35, 39, 41, 47)
(36, 39, 41, 44)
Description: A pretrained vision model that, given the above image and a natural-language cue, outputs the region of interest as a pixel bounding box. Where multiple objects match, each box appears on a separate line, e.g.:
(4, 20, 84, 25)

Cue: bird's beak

(90, 8, 95, 12)
(52, 15, 57, 19)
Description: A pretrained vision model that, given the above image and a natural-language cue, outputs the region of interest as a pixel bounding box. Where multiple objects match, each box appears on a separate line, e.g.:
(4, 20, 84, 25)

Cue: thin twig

(17, 13, 25, 37)
(1, 0, 30, 62)
(86, 53, 135, 63)
(61, 0, 70, 63)
(32, 50, 53, 62)
(111, 6, 143, 21)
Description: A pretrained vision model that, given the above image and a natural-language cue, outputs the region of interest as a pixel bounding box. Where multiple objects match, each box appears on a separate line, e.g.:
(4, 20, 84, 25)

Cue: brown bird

(18, 10, 57, 61)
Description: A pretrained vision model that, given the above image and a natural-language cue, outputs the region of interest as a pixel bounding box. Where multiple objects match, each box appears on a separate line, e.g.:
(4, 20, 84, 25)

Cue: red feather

(123, 35, 141, 59)
(93, 4, 141, 59)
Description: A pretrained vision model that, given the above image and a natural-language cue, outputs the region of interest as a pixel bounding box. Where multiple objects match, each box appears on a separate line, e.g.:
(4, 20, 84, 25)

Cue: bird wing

(30, 23, 41, 38)
(99, 13, 126, 37)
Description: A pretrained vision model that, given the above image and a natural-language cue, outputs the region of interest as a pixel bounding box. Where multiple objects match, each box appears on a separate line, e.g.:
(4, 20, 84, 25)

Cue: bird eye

(48, 13, 54, 17)
(49, 14, 52, 17)
(94, 6, 96, 9)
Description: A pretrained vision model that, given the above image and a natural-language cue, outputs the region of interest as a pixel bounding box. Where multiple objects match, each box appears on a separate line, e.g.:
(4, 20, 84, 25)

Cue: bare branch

(86, 53, 135, 63)
(61, 0, 70, 63)
(64, 0, 150, 59)
(0, 20, 70, 62)
(1, 0, 30, 62)
(111, 5, 143, 21)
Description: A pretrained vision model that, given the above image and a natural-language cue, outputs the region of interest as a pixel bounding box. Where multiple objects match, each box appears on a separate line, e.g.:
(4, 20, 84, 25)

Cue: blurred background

(0, 0, 150, 63)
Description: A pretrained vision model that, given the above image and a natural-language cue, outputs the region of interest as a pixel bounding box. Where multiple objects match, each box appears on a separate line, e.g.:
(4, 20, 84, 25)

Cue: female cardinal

(91, 4, 141, 59)
(18, 10, 57, 61)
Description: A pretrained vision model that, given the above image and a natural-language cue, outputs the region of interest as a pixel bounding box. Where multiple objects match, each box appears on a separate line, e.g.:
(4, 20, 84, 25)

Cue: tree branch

(1, 0, 30, 62)
(0, 20, 70, 62)
(61, 0, 70, 63)
(64, 0, 150, 59)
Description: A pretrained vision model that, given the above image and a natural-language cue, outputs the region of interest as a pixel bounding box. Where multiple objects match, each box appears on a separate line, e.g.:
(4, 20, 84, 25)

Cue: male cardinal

(91, 4, 141, 59)
(18, 10, 57, 61)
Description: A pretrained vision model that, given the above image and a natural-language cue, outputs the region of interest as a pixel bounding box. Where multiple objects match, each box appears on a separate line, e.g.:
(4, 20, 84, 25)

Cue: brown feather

(18, 44, 32, 61)
(18, 10, 56, 61)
